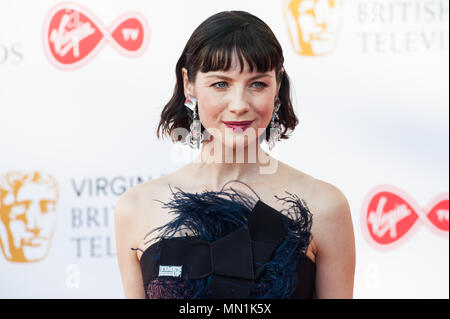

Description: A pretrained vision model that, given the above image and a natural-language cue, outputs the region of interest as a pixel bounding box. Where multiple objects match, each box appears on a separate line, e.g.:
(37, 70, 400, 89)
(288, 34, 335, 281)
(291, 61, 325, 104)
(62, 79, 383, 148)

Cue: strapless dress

(131, 180, 315, 299)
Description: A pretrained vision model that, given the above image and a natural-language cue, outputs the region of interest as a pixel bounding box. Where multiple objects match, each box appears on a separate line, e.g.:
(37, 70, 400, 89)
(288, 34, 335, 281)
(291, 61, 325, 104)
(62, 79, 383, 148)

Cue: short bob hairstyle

(157, 10, 298, 144)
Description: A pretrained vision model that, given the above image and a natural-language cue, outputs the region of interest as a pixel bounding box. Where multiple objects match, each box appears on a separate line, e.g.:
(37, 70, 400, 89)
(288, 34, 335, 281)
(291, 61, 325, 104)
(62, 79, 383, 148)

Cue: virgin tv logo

(361, 185, 448, 250)
(43, 2, 150, 70)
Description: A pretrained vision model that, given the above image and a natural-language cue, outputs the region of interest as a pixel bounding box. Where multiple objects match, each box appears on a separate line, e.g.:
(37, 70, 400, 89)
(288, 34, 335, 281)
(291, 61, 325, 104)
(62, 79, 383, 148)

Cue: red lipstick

(223, 120, 254, 132)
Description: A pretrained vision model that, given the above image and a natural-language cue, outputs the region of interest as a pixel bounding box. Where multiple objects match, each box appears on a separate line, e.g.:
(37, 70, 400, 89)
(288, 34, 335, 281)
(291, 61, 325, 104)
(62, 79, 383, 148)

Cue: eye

(251, 81, 268, 88)
(40, 200, 56, 213)
(10, 201, 31, 221)
(212, 81, 228, 89)
(10, 204, 27, 218)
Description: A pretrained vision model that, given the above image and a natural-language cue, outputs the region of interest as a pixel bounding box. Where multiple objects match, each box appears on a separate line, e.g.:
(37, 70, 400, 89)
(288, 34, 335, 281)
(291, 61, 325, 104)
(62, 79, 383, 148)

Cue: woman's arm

(114, 189, 146, 299)
(311, 182, 356, 298)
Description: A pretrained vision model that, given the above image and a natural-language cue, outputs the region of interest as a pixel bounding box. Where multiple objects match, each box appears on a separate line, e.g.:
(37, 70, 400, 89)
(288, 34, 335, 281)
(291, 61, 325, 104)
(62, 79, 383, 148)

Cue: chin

(225, 136, 255, 150)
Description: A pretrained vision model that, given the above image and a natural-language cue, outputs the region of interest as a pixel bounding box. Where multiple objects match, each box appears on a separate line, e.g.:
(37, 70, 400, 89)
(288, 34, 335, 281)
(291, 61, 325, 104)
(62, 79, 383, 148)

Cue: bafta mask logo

(0, 172, 59, 262)
(283, 0, 343, 56)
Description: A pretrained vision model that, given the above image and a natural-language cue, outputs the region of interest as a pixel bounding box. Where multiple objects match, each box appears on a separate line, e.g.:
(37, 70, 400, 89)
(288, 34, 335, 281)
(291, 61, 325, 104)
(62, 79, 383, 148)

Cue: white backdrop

(0, 0, 448, 298)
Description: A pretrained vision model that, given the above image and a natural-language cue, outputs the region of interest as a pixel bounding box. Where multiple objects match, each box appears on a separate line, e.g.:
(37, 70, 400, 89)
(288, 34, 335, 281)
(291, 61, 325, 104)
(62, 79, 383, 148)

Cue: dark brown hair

(156, 10, 298, 144)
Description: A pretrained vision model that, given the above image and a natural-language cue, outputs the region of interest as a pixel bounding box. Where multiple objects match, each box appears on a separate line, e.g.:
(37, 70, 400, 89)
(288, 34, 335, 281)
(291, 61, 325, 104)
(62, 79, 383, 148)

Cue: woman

(114, 10, 355, 299)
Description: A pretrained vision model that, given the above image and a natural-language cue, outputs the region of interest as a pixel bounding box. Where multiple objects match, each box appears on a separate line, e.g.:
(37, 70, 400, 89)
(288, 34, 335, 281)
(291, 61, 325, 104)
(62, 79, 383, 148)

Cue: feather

(143, 182, 313, 299)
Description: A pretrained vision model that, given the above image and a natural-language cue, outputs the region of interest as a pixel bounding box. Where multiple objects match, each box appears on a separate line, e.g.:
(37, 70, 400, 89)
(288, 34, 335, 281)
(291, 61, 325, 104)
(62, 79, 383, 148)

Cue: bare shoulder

(114, 178, 157, 218)
(309, 178, 350, 212)
(113, 177, 171, 299)
(269, 160, 351, 220)
(297, 178, 356, 298)
(293, 173, 352, 230)
(310, 178, 352, 234)
(276, 162, 353, 257)
(304, 177, 354, 259)
(114, 176, 170, 245)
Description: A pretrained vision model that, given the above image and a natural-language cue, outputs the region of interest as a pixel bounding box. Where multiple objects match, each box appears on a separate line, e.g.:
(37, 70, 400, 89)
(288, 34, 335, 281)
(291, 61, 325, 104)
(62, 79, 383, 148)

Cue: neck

(187, 138, 278, 191)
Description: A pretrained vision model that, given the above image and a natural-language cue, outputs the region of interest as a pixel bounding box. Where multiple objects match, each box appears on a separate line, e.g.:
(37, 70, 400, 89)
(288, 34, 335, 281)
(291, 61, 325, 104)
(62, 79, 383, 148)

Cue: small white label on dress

(158, 265, 182, 277)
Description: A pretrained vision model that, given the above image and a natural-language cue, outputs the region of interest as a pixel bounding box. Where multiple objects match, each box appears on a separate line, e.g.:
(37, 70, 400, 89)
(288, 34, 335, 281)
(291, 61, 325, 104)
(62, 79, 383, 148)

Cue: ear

(182, 67, 194, 97)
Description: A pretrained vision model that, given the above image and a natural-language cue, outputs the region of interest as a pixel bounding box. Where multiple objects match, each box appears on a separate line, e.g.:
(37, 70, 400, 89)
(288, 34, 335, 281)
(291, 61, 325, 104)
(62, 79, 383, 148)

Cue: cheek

(255, 100, 274, 129)
(197, 94, 222, 127)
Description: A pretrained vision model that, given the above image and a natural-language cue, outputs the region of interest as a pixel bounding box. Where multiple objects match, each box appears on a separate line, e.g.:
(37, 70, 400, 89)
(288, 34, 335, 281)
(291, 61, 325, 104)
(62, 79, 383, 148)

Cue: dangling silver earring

(184, 94, 203, 149)
(266, 96, 282, 150)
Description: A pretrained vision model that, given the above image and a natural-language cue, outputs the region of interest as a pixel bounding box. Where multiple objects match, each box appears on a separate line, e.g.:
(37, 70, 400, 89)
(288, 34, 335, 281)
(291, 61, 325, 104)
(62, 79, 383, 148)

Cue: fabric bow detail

(145, 200, 290, 298)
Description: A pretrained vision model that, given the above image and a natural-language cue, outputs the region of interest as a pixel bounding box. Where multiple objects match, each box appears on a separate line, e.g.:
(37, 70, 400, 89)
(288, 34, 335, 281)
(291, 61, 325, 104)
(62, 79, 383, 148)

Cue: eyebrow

(204, 73, 272, 81)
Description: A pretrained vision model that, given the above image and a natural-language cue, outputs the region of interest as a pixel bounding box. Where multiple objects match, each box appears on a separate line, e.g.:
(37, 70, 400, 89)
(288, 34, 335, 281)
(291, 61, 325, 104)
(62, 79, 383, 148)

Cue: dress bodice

(131, 181, 315, 299)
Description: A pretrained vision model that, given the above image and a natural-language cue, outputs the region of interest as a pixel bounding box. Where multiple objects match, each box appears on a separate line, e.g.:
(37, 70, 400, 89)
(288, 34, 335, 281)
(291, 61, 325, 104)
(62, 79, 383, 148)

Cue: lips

(223, 120, 254, 132)
(23, 237, 46, 246)
(223, 120, 253, 125)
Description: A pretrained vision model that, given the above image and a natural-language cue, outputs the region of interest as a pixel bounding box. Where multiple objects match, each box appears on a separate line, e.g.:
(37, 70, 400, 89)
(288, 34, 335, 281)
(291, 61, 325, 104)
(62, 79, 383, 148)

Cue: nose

(314, 3, 328, 28)
(228, 88, 250, 116)
(27, 227, 41, 236)
(26, 201, 42, 235)
(317, 22, 327, 30)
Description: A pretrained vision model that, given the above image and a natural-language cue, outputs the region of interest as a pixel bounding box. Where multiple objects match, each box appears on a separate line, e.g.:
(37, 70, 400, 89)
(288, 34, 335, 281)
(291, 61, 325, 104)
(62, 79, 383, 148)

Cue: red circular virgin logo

(361, 185, 448, 250)
(43, 2, 150, 69)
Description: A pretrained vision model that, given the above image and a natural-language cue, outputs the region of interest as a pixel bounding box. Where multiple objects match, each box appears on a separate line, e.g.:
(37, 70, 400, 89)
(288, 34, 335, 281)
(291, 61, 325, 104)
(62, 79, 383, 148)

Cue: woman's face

(182, 52, 280, 150)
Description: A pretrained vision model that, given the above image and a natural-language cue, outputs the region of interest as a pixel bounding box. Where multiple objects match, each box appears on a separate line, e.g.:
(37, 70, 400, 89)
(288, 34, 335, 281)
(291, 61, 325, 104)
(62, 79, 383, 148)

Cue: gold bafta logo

(0, 171, 58, 262)
(283, 0, 343, 56)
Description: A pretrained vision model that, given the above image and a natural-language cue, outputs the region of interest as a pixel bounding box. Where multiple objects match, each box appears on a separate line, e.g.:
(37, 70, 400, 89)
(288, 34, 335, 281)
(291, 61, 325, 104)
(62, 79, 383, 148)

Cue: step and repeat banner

(0, 0, 448, 298)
